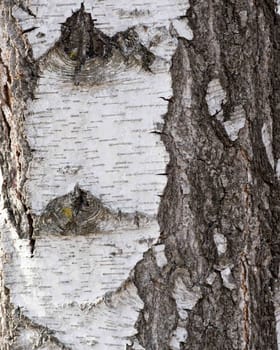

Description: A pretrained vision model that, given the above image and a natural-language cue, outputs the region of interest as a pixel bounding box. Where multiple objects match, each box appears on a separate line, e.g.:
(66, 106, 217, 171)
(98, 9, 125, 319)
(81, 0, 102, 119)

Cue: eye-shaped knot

(35, 184, 108, 236)
(34, 184, 152, 237)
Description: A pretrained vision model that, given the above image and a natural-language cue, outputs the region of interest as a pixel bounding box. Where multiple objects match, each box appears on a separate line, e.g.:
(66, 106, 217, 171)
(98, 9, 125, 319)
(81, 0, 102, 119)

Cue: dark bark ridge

(134, 1, 280, 349)
(0, 3, 43, 346)
(0, 4, 38, 250)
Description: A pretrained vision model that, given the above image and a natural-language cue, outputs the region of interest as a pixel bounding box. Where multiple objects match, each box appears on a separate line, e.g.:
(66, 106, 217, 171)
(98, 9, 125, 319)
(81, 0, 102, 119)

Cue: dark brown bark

(134, 1, 280, 349)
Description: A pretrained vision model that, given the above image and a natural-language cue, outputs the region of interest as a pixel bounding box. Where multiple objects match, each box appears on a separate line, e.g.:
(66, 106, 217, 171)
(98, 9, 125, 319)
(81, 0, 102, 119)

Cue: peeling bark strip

(1, 1, 280, 350)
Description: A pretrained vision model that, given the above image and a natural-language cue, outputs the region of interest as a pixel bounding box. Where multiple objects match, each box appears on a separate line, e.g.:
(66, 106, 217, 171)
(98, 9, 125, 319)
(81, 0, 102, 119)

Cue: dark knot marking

(60, 2, 112, 64)
(35, 184, 150, 236)
(35, 184, 108, 236)
(58, 2, 155, 82)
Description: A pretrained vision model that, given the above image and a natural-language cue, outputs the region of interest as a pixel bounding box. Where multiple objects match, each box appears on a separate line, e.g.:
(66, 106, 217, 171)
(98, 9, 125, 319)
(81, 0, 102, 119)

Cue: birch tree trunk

(0, 0, 280, 349)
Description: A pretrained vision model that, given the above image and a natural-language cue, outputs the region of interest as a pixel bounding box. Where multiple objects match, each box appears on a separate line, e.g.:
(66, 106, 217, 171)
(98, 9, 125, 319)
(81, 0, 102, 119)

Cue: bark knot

(54, 2, 155, 85)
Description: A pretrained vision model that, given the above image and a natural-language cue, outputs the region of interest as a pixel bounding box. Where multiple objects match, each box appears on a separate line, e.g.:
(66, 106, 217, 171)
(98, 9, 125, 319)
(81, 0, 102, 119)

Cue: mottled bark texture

(0, 3, 38, 347)
(0, 0, 280, 350)
(134, 1, 280, 350)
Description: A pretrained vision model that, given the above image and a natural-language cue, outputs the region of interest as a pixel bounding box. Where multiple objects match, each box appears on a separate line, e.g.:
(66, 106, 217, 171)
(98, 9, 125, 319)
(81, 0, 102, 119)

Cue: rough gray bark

(0, 1, 280, 350)
(135, 1, 280, 349)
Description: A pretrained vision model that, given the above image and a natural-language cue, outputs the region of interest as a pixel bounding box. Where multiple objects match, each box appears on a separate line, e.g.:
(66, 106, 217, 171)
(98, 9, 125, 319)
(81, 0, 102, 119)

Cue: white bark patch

(206, 272, 217, 286)
(4, 2, 194, 349)
(213, 233, 227, 256)
(205, 79, 226, 116)
(0, 167, 2, 195)
(152, 244, 168, 268)
(223, 105, 246, 141)
(220, 267, 236, 290)
(171, 19, 193, 40)
(1, 211, 157, 349)
(261, 122, 275, 168)
(13, 329, 38, 349)
(172, 276, 202, 320)
(3, 228, 156, 309)
(25, 62, 170, 216)
(247, 168, 253, 184)
(239, 11, 248, 28)
(277, 0, 280, 14)
(0, 63, 8, 87)
(181, 47, 193, 109)
(277, 310, 280, 350)
(169, 326, 188, 350)
(276, 159, 280, 179)
(274, 283, 280, 350)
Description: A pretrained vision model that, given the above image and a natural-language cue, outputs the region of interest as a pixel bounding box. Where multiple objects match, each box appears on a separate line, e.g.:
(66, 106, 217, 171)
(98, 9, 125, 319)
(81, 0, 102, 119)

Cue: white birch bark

(0, 1, 191, 349)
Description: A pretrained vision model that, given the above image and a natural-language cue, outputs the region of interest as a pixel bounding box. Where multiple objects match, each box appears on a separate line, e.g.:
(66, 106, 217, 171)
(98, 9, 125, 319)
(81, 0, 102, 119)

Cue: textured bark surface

(1, 0, 280, 350)
(135, 1, 280, 349)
